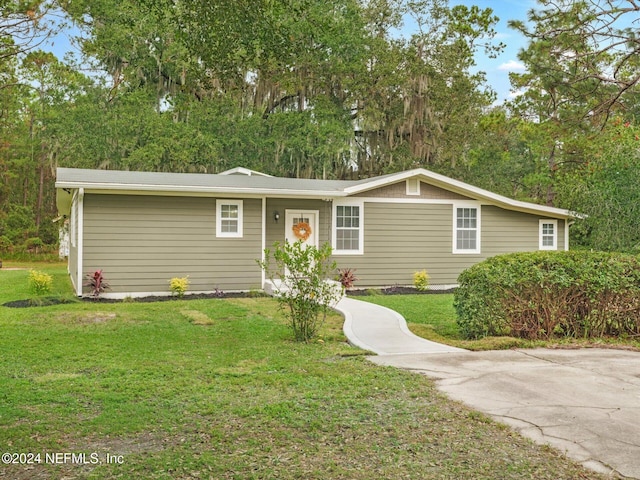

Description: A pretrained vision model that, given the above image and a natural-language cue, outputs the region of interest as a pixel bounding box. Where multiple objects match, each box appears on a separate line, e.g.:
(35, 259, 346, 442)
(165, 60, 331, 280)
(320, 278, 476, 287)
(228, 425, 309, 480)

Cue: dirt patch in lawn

(53, 311, 118, 324)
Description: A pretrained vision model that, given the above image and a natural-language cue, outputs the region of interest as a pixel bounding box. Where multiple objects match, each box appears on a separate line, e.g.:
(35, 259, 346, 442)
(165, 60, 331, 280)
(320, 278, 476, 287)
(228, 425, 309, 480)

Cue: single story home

(55, 166, 575, 298)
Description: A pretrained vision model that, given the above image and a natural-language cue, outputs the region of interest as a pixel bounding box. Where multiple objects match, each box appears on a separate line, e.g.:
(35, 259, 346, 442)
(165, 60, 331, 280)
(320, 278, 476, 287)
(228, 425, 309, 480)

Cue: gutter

(54, 181, 348, 199)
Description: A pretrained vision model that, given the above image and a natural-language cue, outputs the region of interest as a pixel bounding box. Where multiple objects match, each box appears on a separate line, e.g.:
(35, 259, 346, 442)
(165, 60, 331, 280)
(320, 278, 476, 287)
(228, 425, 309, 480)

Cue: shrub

(454, 251, 640, 340)
(28, 270, 53, 296)
(85, 270, 111, 298)
(259, 241, 342, 342)
(413, 270, 430, 291)
(0, 235, 12, 253)
(337, 268, 358, 289)
(169, 276, 190, 298)
(24, 237, 44, 253)
(2, 204, 35, 244)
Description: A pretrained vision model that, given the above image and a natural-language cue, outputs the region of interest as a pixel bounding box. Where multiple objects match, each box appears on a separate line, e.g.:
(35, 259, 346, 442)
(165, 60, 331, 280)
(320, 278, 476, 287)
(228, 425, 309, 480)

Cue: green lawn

(0, 264, 605, 479)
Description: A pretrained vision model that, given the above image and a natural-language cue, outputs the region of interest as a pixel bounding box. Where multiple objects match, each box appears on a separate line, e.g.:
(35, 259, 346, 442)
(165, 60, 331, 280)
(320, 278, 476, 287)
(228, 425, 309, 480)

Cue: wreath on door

(292, 221, 312, 241)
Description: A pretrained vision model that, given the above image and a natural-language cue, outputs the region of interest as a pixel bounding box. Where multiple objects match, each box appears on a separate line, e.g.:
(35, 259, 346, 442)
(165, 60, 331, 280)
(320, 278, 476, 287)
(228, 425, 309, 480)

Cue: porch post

(77, 188, 84, 296)
(261, 196, 266, 289)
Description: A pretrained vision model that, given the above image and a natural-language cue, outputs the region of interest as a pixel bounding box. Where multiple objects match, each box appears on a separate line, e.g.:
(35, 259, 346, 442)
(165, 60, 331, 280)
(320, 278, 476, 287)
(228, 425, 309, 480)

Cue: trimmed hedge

(454, 251, 640, 340)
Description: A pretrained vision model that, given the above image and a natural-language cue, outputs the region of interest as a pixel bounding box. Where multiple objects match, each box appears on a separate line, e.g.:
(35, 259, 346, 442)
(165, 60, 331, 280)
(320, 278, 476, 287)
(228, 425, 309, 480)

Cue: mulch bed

(346, 286, 456, 296)
(3, 287, 454, 308)
(3, 297, 78, 308)
(2, 291, 266, 308)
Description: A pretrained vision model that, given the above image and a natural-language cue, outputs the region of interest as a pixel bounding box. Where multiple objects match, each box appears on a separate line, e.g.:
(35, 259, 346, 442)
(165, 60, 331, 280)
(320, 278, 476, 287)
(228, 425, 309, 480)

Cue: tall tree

(15, 51, 87, 237)
(1, 1, 62, 66)
(557, 120, 640, 252)
(510, 0, 640, 127)
(17, 0, 504, 195)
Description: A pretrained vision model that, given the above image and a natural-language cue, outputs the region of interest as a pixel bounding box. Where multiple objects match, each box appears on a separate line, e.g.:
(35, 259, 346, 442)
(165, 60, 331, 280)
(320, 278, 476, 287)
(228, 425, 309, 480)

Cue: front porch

(263, 278, 344, 306)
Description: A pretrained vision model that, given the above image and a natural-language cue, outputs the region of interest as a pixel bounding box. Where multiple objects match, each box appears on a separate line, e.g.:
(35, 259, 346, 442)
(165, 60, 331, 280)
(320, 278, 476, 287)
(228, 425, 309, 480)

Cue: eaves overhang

(54, 180, 349, 199)
(344, 168, 578, 219)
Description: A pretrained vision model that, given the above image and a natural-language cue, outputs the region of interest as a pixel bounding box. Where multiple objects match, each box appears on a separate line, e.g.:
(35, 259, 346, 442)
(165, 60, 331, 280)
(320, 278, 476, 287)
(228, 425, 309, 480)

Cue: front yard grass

(0, 265, 606, 479)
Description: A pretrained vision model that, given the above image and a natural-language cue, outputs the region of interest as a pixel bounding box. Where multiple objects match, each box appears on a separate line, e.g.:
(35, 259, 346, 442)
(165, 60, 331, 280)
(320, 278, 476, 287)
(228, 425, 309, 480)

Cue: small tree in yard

(259, 241, 342, 342)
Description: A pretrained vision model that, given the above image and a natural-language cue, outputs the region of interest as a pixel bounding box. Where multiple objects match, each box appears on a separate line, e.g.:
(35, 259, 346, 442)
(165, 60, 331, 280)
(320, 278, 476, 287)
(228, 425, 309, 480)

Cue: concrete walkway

(334, 296, 465, 355)
(335, 296, 640, 479)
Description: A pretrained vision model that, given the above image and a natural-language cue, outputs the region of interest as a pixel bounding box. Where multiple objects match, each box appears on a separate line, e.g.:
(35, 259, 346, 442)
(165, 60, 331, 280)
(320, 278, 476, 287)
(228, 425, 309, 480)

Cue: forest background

(2, 0, 640, 256)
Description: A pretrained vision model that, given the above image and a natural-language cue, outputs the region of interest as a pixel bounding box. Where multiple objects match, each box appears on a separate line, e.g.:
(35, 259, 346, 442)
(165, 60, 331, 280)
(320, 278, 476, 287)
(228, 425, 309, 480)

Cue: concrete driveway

(370, 348, 640, 479)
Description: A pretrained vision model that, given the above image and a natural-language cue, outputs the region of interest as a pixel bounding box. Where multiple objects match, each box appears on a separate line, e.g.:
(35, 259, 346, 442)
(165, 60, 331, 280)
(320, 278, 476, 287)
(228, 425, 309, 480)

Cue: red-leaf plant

(337, 268, 359, 289)
(84, 269, 111, 298)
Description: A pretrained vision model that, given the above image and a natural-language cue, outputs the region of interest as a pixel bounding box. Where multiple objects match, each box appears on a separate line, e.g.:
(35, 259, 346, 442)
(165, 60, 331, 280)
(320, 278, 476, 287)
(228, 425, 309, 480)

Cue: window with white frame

(333, 202, 363, 254)
(453, 205, 480, 254)
(216, 200, 243, 238)
(539, 220, 557, 250)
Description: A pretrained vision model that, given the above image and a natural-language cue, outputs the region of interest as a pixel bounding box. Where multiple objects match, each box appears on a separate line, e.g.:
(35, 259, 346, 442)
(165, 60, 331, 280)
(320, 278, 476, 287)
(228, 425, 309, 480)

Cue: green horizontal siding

(82, 194, 263, 294)
(333, 203, 567, 287)
(80, 193, 567, 294)
(265, 198, 331, 248)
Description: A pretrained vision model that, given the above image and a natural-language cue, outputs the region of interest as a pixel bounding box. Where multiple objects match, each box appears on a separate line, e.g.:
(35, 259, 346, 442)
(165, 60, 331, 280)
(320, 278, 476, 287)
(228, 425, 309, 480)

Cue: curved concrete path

(334, 296, 465, 355)
(335, 296, 640, 479)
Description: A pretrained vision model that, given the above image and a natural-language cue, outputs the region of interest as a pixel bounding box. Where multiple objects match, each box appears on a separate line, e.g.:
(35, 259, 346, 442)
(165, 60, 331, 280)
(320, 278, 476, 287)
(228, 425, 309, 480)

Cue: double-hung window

(539, 220, 557, 250)
(333, 202, 364, 254)
(453, 204, 480, 254)
(216, 200, 243, 238)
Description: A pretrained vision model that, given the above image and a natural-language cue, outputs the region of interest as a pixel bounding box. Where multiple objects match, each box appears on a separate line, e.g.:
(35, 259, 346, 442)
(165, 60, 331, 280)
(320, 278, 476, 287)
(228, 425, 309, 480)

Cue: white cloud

(498, 60, 526, 72)
(493, 32, 511, 40)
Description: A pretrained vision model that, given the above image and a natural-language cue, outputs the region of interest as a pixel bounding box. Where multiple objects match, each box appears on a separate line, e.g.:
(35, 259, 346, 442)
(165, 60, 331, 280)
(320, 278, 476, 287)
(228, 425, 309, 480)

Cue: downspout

(77, 188, 84, 296)
(261, 196, 266, 289)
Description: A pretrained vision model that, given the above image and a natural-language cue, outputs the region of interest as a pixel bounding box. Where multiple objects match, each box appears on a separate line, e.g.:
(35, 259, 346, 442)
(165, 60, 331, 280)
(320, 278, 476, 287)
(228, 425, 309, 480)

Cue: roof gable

(219, 167, 273, 177)
(352, 179, 472, 201)
(344, 169, 575, 219)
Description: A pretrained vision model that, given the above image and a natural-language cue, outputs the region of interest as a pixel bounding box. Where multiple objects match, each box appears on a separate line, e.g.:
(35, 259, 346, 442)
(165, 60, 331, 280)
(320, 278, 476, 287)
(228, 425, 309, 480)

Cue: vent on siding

(406, 178, 421, 196)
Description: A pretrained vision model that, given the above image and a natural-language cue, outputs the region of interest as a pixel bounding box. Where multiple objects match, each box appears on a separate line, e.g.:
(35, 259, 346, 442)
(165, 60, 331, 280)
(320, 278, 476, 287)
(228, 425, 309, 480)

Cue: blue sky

(41, 1, 534, 103)
(450, 0, 535, 103)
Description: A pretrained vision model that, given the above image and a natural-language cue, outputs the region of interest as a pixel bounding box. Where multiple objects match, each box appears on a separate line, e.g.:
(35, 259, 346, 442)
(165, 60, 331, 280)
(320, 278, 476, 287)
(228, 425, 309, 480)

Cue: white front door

(285, 210, 319, 248)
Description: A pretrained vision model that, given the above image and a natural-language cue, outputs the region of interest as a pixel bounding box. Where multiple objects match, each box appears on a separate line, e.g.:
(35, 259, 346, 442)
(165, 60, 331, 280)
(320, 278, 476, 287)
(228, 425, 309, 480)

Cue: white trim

(343, 168, 574, 219)
(565, 220, 571, 251)
(216, 199, 243, 238)
(55, 181, 348, 199)
(285, 209, 320, 248)
(539, 219, 558, 250)
(261, 197, 266, 288)
(332, 199, 364, 255)
(348, 197, 468, 205)
(406, 178, 420, 196)
(70, 191, 77, 247)
(77, 188, 84, 296)
(452, 202, 481, 254)
(219, 167, 273, 177)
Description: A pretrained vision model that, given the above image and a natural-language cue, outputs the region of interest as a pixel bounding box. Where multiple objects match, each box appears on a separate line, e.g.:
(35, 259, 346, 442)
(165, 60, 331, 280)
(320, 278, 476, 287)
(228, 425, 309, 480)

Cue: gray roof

(55, 167, 577, 219)
(56, 167, 365, 197)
